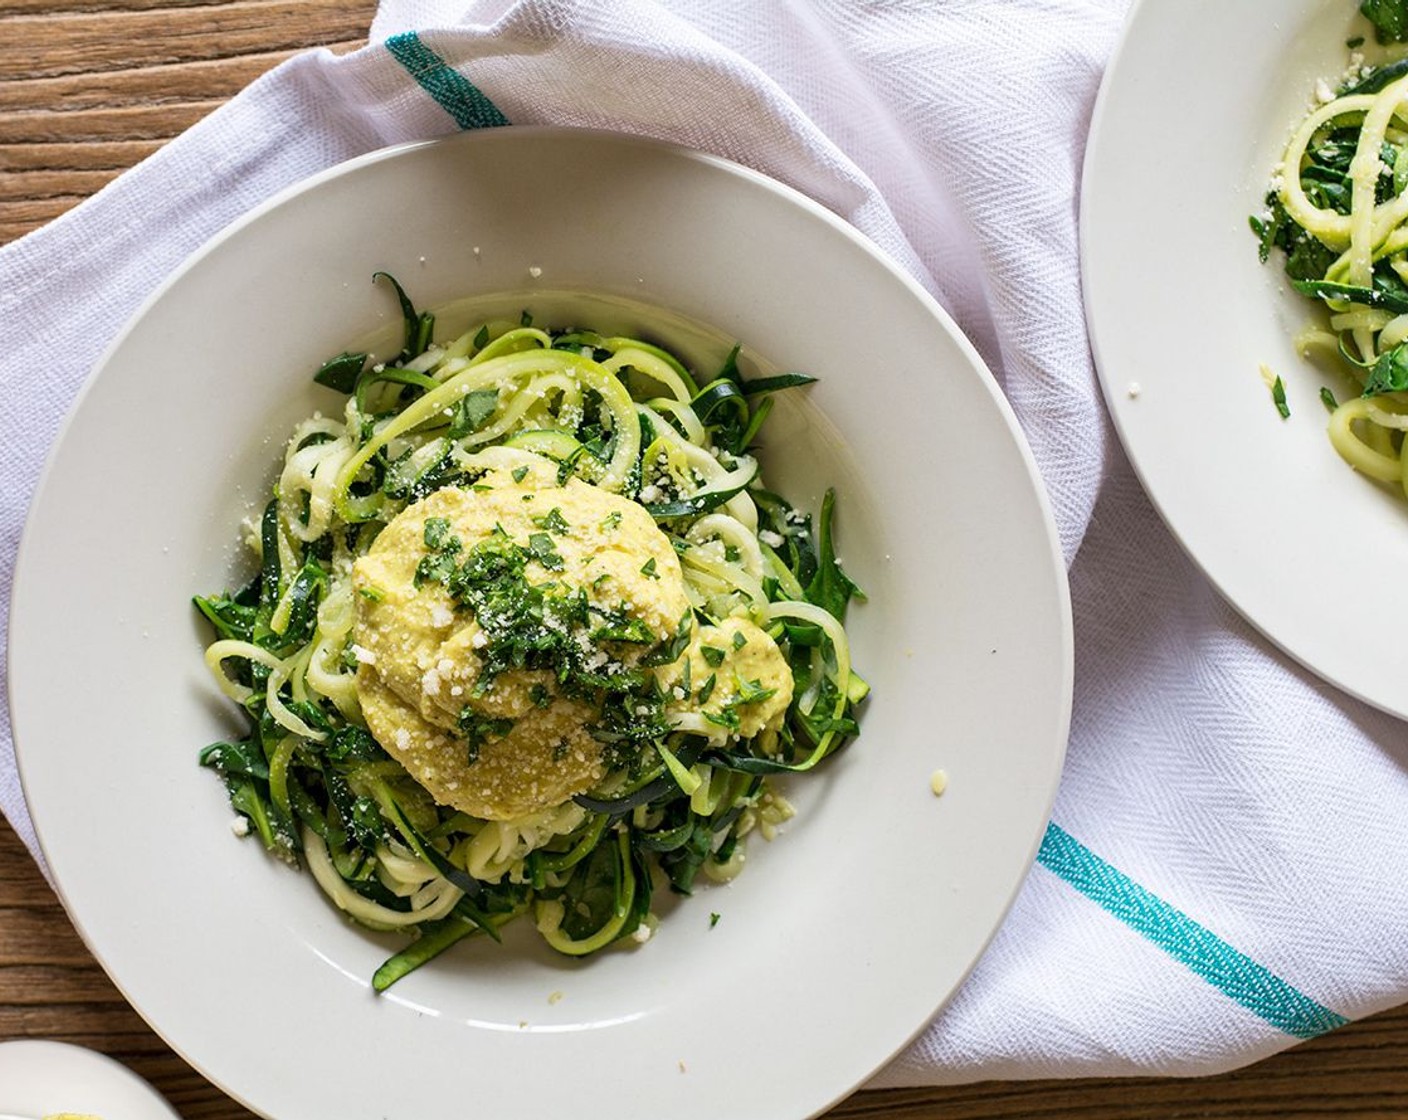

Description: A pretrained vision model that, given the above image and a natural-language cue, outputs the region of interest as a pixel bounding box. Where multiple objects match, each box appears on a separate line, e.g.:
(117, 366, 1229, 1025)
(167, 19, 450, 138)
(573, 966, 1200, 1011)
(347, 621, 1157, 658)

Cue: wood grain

(2, 2, 1407, 1117)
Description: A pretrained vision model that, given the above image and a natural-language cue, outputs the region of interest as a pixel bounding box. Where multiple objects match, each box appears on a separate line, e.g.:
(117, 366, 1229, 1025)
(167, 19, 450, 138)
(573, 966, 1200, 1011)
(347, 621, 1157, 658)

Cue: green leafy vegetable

(1365, 342, 1408, 394)
(1363, 0, 1408, 42)
(450, 389, 501, 438)
(374, 271, 435, 360)
(1293, 278, 1408, 314)
(313, 351, 367, 393)
(805, 489, 864, 622)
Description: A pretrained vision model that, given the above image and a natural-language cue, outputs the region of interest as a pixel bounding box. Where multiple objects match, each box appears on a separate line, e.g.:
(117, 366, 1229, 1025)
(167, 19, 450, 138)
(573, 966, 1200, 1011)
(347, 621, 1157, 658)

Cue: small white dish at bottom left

(0, 1041, 180, 1120)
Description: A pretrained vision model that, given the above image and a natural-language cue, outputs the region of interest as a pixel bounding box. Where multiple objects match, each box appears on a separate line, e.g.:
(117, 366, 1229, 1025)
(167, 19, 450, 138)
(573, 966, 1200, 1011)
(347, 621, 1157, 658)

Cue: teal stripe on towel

(386, 31, 509, 130)
(1038, 822, 1348, 1040)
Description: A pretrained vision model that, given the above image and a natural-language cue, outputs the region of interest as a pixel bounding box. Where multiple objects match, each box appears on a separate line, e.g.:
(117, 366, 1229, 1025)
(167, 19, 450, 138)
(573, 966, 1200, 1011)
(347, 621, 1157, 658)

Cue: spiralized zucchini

(195, 276, 868, 990)
(1253, 51, 1408, 495)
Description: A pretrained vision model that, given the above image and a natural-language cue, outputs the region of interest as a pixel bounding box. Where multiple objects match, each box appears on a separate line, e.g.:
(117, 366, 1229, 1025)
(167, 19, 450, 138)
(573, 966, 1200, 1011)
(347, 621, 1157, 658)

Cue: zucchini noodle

(1254, 47, 1408, 498)
(194, 277, 868, 991)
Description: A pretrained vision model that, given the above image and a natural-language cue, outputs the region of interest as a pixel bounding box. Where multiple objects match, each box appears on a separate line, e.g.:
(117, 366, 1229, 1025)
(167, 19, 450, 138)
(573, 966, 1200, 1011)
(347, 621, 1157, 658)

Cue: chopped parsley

(735, 677, 776, 705)
(423, 517, 459, 551)
(640, 557, 659, 579)
(704, 707, 741, 731)
(512, 465, 530, 483)
(600, 511, 622, 531)
(709, 912, 721, 929)
(701, 645, 726, 667)
(527, 532, 565, 571)
(533, 507, 571, 535)
(591, 617, 656, 644)
(697, 673, 717, 704)
(1321, 386, 1339, 413)
(455, 708, 514, 764)
(731, 630, 748, 651)
(1272, 375, 1290, 419)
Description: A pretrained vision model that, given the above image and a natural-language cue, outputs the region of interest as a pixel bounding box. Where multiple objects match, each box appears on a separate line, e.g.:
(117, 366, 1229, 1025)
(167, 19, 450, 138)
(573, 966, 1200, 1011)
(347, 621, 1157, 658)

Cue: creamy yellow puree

(351, 469, 791, 821)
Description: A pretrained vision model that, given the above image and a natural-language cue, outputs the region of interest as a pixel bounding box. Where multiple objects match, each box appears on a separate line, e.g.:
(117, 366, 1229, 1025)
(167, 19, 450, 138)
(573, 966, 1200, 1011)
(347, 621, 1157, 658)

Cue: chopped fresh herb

(1272, 375, 1291, 419)
(640, 611, 694, 668)
(414, 550, 458, 588)
(1321, 386, 1339, 413)
(533, 507, 571, 535)
(526, 532, 565, 571)
(358, 586, 386, 603)
(600, 510, 622, 531)
(723, 543, 741, 562)
(473, 325, 490, 349)
(731, 630, 747, 651)
(423, 517, 459, 551)
(640, 557, 659, 579)
(530, 684, 552, 709)
(697, 673, 717, 704)
(1348, 34, 1366, 48)
(520, 309, 534, 327)
(701, 645, 726, 667)
(511, 465, 530, 483)
(704, 707, 741, 731)
(709, 912, 721, 929)
(591, 618, 656, 644)
(735, 677, 777, 705)
(455, 708, 514, 765)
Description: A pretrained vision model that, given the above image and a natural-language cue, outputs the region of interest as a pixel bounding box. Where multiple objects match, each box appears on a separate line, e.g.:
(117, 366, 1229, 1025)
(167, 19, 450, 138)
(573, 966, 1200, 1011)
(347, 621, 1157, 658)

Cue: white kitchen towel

(2, 0, 1406, 1088)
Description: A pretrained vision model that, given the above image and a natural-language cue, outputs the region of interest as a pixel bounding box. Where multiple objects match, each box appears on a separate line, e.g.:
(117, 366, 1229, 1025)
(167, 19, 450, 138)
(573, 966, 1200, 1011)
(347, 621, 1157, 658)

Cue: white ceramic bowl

(0, 1040, 179, 1120)
(11, 128, 1071, 1120)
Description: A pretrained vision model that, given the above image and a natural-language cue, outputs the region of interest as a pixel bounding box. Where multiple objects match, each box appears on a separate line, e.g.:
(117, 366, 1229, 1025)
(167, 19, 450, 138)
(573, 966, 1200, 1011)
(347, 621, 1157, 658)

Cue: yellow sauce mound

(351, 474, 689, 819)
(663, 617, 793, 737)
(350, 469, 795, 822)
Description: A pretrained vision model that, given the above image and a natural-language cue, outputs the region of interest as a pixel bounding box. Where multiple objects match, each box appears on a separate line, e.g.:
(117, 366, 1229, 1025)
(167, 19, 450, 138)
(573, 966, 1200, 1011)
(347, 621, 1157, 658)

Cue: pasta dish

(194, 276, 868, 989)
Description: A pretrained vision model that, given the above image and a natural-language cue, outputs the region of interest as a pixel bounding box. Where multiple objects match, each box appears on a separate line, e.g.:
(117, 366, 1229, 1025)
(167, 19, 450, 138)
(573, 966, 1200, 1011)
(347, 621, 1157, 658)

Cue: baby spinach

(1364, 0, 1408, 42)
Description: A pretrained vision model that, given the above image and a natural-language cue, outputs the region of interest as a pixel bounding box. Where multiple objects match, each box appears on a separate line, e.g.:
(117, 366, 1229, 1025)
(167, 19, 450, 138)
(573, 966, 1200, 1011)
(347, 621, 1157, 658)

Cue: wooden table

(2, 2, 1407, 1116)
